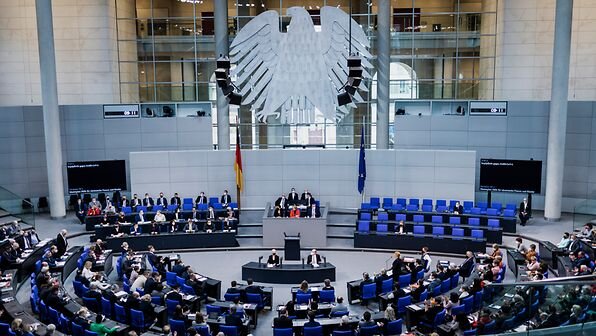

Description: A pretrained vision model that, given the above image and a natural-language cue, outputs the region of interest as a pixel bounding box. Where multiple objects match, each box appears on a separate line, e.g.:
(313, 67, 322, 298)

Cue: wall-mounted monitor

(469, 101, 507, 116)
(103, 104, 140, 119)
(67, 160, 127, 194)
(479, 158, 542, 193)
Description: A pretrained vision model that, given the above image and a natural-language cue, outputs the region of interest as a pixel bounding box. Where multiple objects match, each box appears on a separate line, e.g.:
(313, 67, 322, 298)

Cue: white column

(544, 0, 573, 221)
(215, 0, 230, 150)
(35, 0, 66, 218)
(376, 0, 390, 149)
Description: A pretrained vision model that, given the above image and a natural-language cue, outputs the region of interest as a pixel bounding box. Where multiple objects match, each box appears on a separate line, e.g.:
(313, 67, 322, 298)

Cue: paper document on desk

(55, 261, 66, 267)
(115, 291, 128, 298)
(408, 304, 423, 311)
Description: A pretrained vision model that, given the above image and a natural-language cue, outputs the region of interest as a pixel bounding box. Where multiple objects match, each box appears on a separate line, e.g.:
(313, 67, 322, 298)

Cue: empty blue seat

(505, 203, 516, 210)
(319, 289, 335, 303)
(471, 229, 484, 240)
(183, 197, 193, 204)
(488, 219, 500, 230)
(396, 198, 407, 207)
(167, 299, 181, 315)
(413, 225, 425, 235)
(209, 197, 218, 205)
(137, 205, 147, 212)
(166, 271, 178, 287)
(182, 283, 195, 295)
(395, 214, 406, 222)
(114, 303, 127, 323)
(198, 203, 208, 211)
(463, 201, 474, 213)
(167, 204, 178, 211)
(419, 289, 428, 302)
(169, 319, 188, 336)
(422, 199, 432, 206)
(486, 208, 498, 216)
(357, 220, 370, 232)
(386, 319, 403, 335)
(449, 216, 461, 224)
(468, 217, 480, 226)
(274, 328, 294, 336)
(432, 226, 444, 236)
(452, 228, 464, 239)
(370, 197, 380, 207)
(296, 293, 312, 304)
(229, 202, 238, 209)
(477, 202, 488, 211)
(361, 203, 371, 210)
(436, 205, 448, 212)
(409, 198, 419, 206)
(246, 293, 264, 310)
(382, 197, 393, 208)
(413, 215, 424, 223)
(361, 283, 377, 302)
(451, 304, 465, 316)
(490, 202, 502, 210)
(213, 202, 223, 209)
(378, 212, 389, 221)
(376, 224, 388, 233)
(121, 206, 132, 214)
(397, 295, 412, 314)
(421, 204, 432, 212)
(470, 207, 481, 215)
(303, 326, 323, 336)
(84, 330, 99, 336)
(381, 278, 393, 294)
(406, 204, 418, 211)
(152, 205, 163, 211)
(503, 209, 515, 217)
(360, 212, 371, 220)
(436, 199, 446, 207)
(431, 215, 442, 224)
(224, 292, 241, 302)
(440, 279, 451, 293)
(392, 203, 404, 211)
(131, 309, 151, 330)
(399, 274, 410, 288)
(71, 323, 84, 336)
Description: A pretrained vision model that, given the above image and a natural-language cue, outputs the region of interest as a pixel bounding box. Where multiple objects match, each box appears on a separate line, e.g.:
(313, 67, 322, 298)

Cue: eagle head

(286, 7, 313, 31)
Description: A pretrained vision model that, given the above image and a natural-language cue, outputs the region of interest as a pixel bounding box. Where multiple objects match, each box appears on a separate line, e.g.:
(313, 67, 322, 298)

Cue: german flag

(234, 127, 243, 192)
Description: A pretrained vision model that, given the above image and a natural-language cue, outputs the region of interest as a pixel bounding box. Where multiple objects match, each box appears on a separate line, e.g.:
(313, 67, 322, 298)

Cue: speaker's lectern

(284, 233, 300, 261)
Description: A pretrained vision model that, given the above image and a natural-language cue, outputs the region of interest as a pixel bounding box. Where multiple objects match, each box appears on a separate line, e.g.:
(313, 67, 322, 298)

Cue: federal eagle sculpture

(229, 6, 372, 124)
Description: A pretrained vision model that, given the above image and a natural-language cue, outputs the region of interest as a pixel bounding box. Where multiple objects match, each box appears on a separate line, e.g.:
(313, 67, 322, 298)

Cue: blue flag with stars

(358, 126, 366, 194)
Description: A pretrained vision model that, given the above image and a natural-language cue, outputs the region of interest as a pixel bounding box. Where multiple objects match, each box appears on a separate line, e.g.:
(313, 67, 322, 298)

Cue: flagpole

(236, 117, 241, 215)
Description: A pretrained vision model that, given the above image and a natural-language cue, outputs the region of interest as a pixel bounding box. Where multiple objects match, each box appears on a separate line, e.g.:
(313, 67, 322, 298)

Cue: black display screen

(479, 159, 542, 193)
(67, 160, 127, 194)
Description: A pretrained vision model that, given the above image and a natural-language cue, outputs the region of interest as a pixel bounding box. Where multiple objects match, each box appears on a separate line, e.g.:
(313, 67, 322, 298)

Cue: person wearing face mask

(307, 249, 322, 267)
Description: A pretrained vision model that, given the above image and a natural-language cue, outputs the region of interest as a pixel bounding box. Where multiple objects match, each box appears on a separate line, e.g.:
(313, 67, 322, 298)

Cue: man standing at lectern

(519, 198, 531, 226)
(267, 249, 280, 267)
(307, 249, 322, 267)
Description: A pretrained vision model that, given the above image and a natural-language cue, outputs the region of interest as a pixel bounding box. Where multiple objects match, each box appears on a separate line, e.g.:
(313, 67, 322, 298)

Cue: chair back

(71, 323, 84, 336)
(319, 289, 335, 303)
(82, 297, 99, 313)
(357, 220, 370, 232)
(359, 325, 380, 336)
(303, 325, 323, 336)
(224, 292, 241, 302)
(167, 299, 181, 315)
(381, 278, 393, 294)
(114, 303, 127, 323)
(398, 274, 410, 288)
(440, 279, 451, 293)
(451, 273, 460, 289)
(397, 295, 412, 314)
(84, 331, 99, 336)
(246, 292, 264, 309)
(451, 304, 465, 316)
(206, 304, 222, 315)
(296, 292, 312, 304)
(196, 325, 210, 336)
(219, 325, 239, 336)
(483, 320, 496, 333)
(48, 306, 59, 325)
(169, 319, 187, 336)
(419, 289, 428, 302)
(130, 309, 146, 329)
(330, 310, 349, 317)
(433, 309, 446, 326)
(385, 319, 403, 336)
(166, 271, 178, 286)
(274, 328, 294, 336)
(101, 297, 112, 318)
(182, 283, 196, 295)
(463, 329, 477, 336)
(361, 283, 377, 300)
(462, 296, 474, 314)
(332, 330, 353, 336)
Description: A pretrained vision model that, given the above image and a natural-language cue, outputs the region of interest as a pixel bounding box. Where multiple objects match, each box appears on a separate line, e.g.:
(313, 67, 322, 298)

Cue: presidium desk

(261, 202, 329, 248)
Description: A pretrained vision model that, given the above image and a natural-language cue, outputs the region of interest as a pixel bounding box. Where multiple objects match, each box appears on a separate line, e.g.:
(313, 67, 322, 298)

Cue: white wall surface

(130, 149, 476, 209)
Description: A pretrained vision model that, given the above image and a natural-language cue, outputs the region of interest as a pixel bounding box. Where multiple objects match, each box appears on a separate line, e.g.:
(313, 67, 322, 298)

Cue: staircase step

(327, 238, 354, 248)
(326, 234, 353, 239)
(237, 223, 263, 228)
(327, 223, 355, 228)
(236, 237, 263, 247)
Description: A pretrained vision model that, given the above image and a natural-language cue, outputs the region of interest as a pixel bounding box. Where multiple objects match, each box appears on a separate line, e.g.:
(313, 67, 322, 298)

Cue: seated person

(273, 206, 283, 218)
(135, 210, 147, 223)
(557, 232, 571, 249)
(304, 311, 320, 328)
(156, 192, 168, 207)
(410, 279, 426, 302)
(331, 296, 348, 314)
(289, 205, 300, 218)
(116, 212, 127, 224)
(204, 220, 214, 233)
(225, 306, 246, 334)
(221, 190, 232, 207)
(226, 280, 240, 294)
(307, 249, 322, 267)
(139, 294, 157, 323)
(188, 208, 199, 222)
(358, 311, 376, 329)
(111, 223, 125, 238)
(87, 205, 101, 216)
(453, 201, 464, 214)
(154, 210, 166, 222)
(274, 195, 288, 217)
(421, 296, 444, 324)
(167, 220, 178, 233)
(73, 308, 91, 330)
(184, 221, 198, 233)
(90, 314, 118, 336)
(150, 222, 160, 235)
(395, 220, 405, 234)
(223, 218, 234, 232)
(100, 214, 110, 226)
(206, 206, 216, 220)
(273, 307, 293, 329)
(267, 249, 280, 267)
(297, 280, 310, 294)
(322, 278, 334, 290)
(195, 192, 208, 205)
(306, 203, 320, 218)
(130, 223, 142, 235)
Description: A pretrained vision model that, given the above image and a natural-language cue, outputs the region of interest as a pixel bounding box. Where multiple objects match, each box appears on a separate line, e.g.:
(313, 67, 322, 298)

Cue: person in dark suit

(519, 198, 531, 226)
(266, 249, 280, 267)
(221, 190, 232, 206)
(171, 259, 186, 276)
(83, 284, 103, 308)
(120, 195, 130, 208)
(45, 285, 68, 314)
(130, 223, 142, 235)
(156, 192, 168, 207)
(307, 204, 320, 218)
(453, 201, 464, 215)
(75, 198, 86, 223)
(147, 246, 158, 266)
(206, 206, 216, 220)
(288, 188, 299, 205)
(300, 189, 312, 202)
(307, 249, 322, 267)
(273, 307, 293, 328)
(421, 296, 444, 324)
(359, 272, 373, 298)
(135, 210, 147, 223)
(164, 285, 183, 303)
(304, 194, 315, 207)
(103, 284, 120, 304)
(131, 194, 142, 210)
(142, 193, 154, 207)
(124, 291, 141, 311)
(226, 281, 240, 294)
(358, 311, 376, 329)
(391, 251, 405, 280)
(196, 192, 208, 205)
(303, 311, 320, 328)
(139, 294, 157, 323)
(245, 278, 263, 294)
(567, 234, 581, 255)
(56, 229, 68, 257)
(225, 305, 244, 331)
(73, 308, 91, 330)
(144, 272, 163, 296)
(458, 251, 475, 279)
(170, 193, 181, 207)
(274, 195, 288, 217)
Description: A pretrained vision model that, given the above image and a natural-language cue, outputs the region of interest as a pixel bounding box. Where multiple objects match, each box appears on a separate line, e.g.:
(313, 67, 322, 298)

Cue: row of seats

(120, 201, 239, 214)
(360, 212, 503, 228)
(361, 198, 517, 216)
(357, 220, 487, 240)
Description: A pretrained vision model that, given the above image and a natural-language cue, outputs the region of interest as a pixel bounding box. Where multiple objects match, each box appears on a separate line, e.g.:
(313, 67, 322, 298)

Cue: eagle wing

(320, 6, 373, 120)
(229, 10, 282, 111)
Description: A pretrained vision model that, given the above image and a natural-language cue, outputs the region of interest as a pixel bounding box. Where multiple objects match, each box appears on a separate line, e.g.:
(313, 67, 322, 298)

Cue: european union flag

(358, 126, 366, 194)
